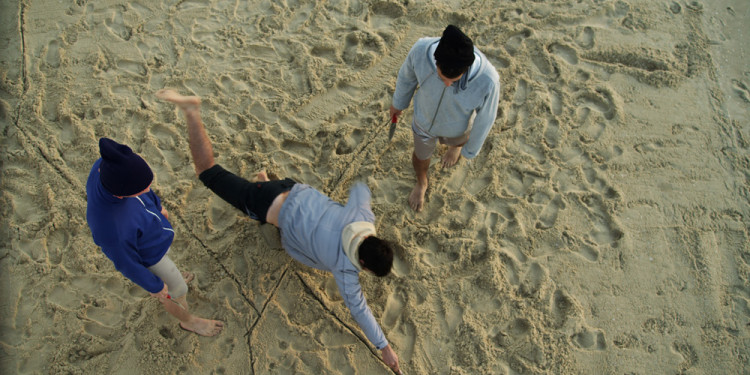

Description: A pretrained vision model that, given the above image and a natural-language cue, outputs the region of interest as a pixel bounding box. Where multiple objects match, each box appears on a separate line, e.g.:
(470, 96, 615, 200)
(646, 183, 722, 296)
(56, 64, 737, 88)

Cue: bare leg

(156, 89, 214, 175)
(441, 145, 463, 168)
(409, 152, 430, 212)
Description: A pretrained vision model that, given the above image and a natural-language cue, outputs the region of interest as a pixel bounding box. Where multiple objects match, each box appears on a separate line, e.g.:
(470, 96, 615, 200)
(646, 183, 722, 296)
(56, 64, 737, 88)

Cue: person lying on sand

(86, 137, 224, 336)
(389, 25, 501, 212)
(156, 89, 402, 374)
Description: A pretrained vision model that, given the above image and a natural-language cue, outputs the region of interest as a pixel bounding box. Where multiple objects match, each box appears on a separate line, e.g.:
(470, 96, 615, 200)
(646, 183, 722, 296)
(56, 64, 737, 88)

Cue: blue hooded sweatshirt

(86, 158, 174, 293)
(392, 37, 501, 159)
(278, 182, 388, 350)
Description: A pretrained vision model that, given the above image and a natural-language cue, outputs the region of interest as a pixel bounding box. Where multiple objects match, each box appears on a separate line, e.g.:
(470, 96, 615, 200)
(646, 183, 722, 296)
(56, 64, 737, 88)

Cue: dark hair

(434, 25, 475, 79)
(358, 237, 394, 277)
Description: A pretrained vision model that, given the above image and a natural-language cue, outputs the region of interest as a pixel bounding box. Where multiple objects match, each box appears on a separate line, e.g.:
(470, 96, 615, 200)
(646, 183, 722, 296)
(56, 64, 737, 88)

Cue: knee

(169, 281, 189, 299)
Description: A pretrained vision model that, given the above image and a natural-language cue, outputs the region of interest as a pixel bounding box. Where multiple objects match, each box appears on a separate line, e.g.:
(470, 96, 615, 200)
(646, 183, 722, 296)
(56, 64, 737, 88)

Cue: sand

(1, 0, 748, 374)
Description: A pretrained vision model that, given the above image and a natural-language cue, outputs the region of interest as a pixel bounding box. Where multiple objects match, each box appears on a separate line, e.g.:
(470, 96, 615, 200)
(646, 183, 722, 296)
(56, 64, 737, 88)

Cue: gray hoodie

(278, 183, 388, 350)
(393, 37, 501, 159)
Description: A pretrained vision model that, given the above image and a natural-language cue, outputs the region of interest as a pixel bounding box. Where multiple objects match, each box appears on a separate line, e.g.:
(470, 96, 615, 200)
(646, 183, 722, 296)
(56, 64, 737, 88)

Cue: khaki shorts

(412, 122, 470, 161)
(147, 252, 188, 299)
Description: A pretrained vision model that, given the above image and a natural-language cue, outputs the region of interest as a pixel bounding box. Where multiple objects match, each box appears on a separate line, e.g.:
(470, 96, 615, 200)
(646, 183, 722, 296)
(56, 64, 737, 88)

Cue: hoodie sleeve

(336, 270, 388, 350)
(345, 182, 372, 211)
(392, 42, 422, 111)
(461, 77, 501, 159)
(101, 240, 165, 293)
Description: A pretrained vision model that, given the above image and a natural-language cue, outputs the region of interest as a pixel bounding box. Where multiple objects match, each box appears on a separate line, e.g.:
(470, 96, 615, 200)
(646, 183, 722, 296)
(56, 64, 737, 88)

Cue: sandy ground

(1, 0, 748, 374)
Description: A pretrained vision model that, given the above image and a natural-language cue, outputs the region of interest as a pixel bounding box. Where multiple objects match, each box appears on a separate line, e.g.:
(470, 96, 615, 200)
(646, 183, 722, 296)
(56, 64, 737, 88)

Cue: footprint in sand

(572, 327, 607, 350)
(45, 39, 61, 68)
(562, 231, 601, 262)
(499, 251, 520, 286)
(576, 88, 617, 121)
(536, 195, 564, 229)
(550, 289, 580, 328)
(731, 79, 750, 103)
(575, 26, 595, 49)
(528, 39, 555, 76)
(544, 117, 561, 149)
(209, 201, 238, 231)
(671, 341, 698, 372)
(519, 262, 548, 298)
(104, 7, 132, 41)
(116, 60, 147, 77)
(508, 317, 532, 337)
(382, 290, 405, 329)
(505, 28, 532, 56)
(548, 43, 579, 65)
(517, 134, 546, 163)
(548, 88, 563, 116)
(342, 30, 385, 69)
(483, 210, 503, 235)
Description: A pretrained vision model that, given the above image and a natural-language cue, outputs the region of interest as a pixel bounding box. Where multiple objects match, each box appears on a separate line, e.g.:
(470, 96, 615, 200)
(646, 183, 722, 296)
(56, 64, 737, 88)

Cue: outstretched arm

(336, 272, 401, 373)
(156, 89, 215, 175)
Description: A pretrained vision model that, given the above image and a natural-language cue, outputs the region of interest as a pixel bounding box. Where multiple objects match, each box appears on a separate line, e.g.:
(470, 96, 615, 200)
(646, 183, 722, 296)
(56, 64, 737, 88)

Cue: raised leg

(156, 89, 214, 175)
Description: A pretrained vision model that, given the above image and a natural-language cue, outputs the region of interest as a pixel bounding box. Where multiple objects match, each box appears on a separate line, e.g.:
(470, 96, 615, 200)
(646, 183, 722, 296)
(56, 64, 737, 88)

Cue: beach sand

(1, 0, 748, 374)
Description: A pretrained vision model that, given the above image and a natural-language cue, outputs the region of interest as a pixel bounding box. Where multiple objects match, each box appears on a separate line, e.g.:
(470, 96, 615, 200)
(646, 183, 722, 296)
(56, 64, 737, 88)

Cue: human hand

(160, 206, 169, 219)
(150, 283, 169, 300)
(381, 344, 401, 374)
(389, 105, 402, 121)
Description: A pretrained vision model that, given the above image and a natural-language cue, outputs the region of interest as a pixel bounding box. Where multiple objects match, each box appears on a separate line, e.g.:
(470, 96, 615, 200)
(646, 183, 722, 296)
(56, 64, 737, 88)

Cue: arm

(336, 272, 387, 348)
(337, 273, 401, 372)
(461, 79, 501, 159)
(102, 241, 165, 293)
(391, 43, 420, 111)
(345, 182, 373, 213)
(336, 272, 401, 373)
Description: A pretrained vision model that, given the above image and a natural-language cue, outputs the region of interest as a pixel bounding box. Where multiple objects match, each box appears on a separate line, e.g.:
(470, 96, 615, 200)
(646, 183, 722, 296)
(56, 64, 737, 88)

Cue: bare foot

(155, 89, 201, 112)
(180, 318, 224, 337)
(441, 146, 462, 168)
(252, 170, 270, 182)
(181, 272, 194, 284)
(408, 182, 427, 212)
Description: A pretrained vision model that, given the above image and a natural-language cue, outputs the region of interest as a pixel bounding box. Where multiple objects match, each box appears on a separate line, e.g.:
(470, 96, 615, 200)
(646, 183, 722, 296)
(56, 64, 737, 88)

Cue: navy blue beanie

(98, 137, 153, 196)
(434, 25, 475, 78)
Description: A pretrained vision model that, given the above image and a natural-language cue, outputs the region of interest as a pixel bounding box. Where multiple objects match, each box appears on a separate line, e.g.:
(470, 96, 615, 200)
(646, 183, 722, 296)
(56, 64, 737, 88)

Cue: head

(434, 25, 475, 83)
(98, 137, 154, 197)
(358, 236, 394, 277)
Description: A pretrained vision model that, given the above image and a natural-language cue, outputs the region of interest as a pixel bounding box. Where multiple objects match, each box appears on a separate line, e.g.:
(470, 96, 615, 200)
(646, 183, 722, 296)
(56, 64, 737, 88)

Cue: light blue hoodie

(393, 37, 501, 159)
(278, 182, 388, 350)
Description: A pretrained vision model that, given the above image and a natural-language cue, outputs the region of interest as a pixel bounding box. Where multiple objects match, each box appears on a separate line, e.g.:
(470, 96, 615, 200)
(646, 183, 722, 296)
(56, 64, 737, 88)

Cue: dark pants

(198, 164, 296, 224)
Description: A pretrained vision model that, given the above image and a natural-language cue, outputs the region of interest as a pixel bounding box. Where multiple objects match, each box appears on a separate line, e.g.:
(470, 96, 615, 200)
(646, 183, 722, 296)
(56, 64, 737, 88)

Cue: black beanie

(434, 25, 475, 78)
(98, 137, 153, 196)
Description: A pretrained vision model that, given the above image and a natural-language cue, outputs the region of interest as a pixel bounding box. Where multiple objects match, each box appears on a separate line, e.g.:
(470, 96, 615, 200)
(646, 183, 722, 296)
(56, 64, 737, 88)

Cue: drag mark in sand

(295, 272, 387, 366)
(18, 0, 28, 93)
(12, 125, 83, 191)
(172, 213, 261, 317)
(244, 265, 291, 375)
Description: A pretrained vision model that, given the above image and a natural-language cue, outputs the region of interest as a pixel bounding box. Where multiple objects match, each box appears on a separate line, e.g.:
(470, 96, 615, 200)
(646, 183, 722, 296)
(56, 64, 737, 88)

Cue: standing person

(156, 89, 402, 374)
(390, 24, 501, 212)
(86, 137, 224, 336)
